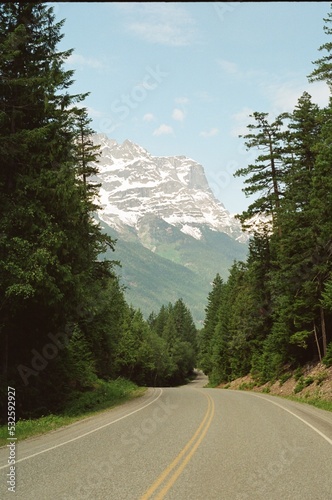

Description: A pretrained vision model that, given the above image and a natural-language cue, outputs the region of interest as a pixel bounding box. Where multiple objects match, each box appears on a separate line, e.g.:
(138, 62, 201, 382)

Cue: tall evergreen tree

(234, 112, 287, 236)
(308, 5, 332, 91)
(197, 274, 224, 375)
(0, 2, 116, 418)
(268, 93, 325, 363)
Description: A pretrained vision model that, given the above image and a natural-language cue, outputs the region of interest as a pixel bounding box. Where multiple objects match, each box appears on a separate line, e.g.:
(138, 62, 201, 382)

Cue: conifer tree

(0, 2, 116, 417)
(308, 5, 332, 90)
(234, 112, 287, 236)
(269, 93, 325, 362)
(197, 274, 224, 374)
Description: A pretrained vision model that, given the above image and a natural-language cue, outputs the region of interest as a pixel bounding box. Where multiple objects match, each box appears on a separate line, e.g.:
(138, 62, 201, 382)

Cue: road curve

(1, 372, 332, 499)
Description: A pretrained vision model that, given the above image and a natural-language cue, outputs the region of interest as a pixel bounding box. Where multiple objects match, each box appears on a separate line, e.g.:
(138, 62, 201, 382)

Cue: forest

(0, 2, 197, 423)
(197, 11, 332, 384)
(1, 2, 332, 424)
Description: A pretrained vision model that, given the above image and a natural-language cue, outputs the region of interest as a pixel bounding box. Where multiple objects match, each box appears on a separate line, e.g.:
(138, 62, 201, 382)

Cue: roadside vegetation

(0, 3, 197, 427)
(215, 363, 332, 412)
(1, 2, 331, 436)
(0, 378, 144, 447)
(196, 6, 332, 395)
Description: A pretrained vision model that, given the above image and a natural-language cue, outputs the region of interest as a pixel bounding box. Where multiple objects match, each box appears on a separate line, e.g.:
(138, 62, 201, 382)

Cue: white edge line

(249, 392, 332, 446)
(0, 388, 163, 470)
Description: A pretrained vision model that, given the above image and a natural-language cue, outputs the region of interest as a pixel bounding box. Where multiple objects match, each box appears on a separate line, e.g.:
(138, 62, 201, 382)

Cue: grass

(238, 381, 256, 391)
(0, 378, 146, 448)
(294, 375, 315, 394)
(283, 394, 332, 412)
(279, 372, 292, 386)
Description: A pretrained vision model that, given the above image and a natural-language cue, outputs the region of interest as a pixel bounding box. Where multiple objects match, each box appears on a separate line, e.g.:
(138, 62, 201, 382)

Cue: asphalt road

(1, 372, 332, 499)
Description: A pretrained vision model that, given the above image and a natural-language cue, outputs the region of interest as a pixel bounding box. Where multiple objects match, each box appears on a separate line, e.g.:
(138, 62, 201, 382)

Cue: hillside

(91, 135, 249, 322)
(217, 363, 332, 408)
(99, 218, 248, 325)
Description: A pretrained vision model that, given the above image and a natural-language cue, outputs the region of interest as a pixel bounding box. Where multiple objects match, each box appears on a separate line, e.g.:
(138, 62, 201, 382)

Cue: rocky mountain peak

(90, 134, 247, 243)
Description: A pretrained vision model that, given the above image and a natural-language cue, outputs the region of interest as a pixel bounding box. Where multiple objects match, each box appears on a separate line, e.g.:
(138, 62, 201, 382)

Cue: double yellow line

(140, 392, 215, 499)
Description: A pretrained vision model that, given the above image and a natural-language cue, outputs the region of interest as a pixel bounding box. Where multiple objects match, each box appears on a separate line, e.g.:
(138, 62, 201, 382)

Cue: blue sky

(53, 2, 330, 215)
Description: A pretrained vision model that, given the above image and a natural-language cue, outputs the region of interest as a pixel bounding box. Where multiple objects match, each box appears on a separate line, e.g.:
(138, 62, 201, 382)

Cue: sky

(52, 1, 331, 215)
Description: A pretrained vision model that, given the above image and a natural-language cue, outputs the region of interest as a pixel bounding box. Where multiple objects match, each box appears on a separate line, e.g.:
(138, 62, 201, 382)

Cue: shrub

(279, 372, 292, 386)
(294, 367, 303, 381)
(323, 342, 332, 367)
(294, 376, 315, 394)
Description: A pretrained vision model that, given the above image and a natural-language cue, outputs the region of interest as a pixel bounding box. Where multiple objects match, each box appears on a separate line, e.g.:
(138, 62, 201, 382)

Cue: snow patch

(180, 225, 202, 240)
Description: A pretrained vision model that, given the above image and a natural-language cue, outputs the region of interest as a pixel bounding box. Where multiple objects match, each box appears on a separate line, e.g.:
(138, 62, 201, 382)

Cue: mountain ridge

(91, 134, 249, 323)
(91, 133, 248, 243)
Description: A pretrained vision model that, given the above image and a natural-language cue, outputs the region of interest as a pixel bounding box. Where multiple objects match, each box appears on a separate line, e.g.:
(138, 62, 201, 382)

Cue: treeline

(0, 2, 196, 423)
(197, 9, 332, 385)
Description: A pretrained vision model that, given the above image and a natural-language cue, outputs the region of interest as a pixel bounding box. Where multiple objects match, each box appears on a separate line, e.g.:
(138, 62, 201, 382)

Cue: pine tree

(234, 112, 287, 236)
(172, 298, 197, 348)
(197, 274, 224, 375)
(308, 5, 332, 91)
(0, 2, 116, 418)
(269, 93, 325, 362)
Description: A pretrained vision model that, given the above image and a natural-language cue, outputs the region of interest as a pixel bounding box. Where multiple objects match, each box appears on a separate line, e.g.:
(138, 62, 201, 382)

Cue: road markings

(141, 391, 215, 499)
(251, 393, 332, 446)
(0, 388, 163, 470)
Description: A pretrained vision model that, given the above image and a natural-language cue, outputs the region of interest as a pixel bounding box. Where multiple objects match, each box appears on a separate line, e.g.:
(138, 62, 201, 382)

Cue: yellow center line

(140, 392, 215, 500)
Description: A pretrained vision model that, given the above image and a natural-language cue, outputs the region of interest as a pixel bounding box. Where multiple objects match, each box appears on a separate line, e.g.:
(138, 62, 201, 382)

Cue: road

(1, 372, 332, 499)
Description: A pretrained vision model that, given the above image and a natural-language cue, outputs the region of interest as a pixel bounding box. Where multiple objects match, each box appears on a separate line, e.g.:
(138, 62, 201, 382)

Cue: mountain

(91, 134, 249, 324)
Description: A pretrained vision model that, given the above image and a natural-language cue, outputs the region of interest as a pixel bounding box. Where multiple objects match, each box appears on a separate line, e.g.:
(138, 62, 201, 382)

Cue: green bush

(238, 381, 256, 391)
(322, 342, 332, 367)
(294, 375, 315, 394)
(279, 372, 292, 386)
(315, 371, 328, 385)
(294, 367, 303, 381)
(63, 378, 138, 416)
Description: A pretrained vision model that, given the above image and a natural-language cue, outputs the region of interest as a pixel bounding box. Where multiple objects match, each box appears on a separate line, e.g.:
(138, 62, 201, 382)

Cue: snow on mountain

(91, 134, 248, 243)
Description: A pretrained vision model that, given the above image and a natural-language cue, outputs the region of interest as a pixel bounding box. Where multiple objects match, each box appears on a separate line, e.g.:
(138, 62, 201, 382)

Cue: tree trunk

(320, 306, 327, 357)
(313, 321, 322, 362)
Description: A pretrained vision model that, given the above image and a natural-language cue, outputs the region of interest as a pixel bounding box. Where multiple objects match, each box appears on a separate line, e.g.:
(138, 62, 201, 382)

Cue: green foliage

(294, 367, 304, 381)
(261, 387, 271, 394)
(238, 382, 256, 391)
(63, 378, 138, 416)
(279, 372, 292, 386)
(198, 10, 332, 385)
(234, 111, 287, 235)
(323, 342, 332, 367)
(0, 379, 143, 446)
(63, 327, 98, 390)
(321, 278, 332, 312)
(315, 371, 328, 385)
(100, 222, 247, 325)
(294, 376, 315, 394)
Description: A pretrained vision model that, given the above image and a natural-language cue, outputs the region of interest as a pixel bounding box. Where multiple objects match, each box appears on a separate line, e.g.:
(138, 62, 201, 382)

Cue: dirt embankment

(217, 362, 332, 403)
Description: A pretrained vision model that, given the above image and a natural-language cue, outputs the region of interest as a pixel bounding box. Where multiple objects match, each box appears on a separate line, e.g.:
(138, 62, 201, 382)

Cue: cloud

(200, 128, 219, 138)
(172, 108, 185, 122)
(175, 97, 189, 105)
(65, 53, 106, 70)
(153, 124, 174, 136)
(115, 3, 197, 46)
(261, 79, 330, 115)
(85, 106, 105, 119)
(194, 91, 215, 103)
(307, 81, 330, 108)
(230, 107, 254, 137)
(217, 59, 239, 75)
(143, 113, 155, 122)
